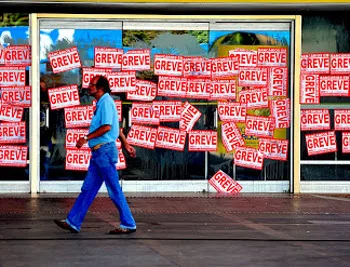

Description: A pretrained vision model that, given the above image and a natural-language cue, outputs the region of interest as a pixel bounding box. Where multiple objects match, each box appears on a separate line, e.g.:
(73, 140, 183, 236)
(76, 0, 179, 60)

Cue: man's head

(88, 75, 111, 98)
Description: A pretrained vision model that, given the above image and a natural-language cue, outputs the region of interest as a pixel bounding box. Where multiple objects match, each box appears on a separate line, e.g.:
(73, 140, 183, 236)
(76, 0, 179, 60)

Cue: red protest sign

(211, 56, 239, 79)
(65, 148, 91, 171)
(210, 79, 236, 101)
(334, 109, 350, 130)
(257, 47, 287, 67)
(234, 146, 264, 170)
(179, 101, 202, 132)
(94, 47, 123, 69)
(238, 67, 269, 88)
(65, 128, 89, 149)
(188, 130, 217, 152)
(157, 76, 187, 98)
(116, 148, 126, 170)
(152, 101, 182, 122)
(0, 86, 31, 107)
(218, 101, 246, 122)
(4, 45, 31, 66)
(0, 122, 26, 143)
(0, 105, 23, 122)
(270, 98, 290, 129)
(0, 66, 26, 86)
(330, 53, 350, 75)
(154, 54, 183, 76)
(183, 56, 211, 78)
(127, 79, 157, 101)
(342, 132, 350, 153)
(48, 47, 82, 74)
(155, 126, 186, 151)
(48, 85, 80, 110)
(64, 105, 94, 128)
(305, 131, 337, 156)
(221, 121, 245, 153)
(0, 145, 27, 167)
(114, 100, 122, 122)
(107, 71, 136, 93)
(300, 53, 330, 74)
(131, 102, 160, 125)
(229, 48, 257, 67)
(319, 75, 350, 97)
(239, 88, 269, 109)
(300, 73, 320, 104)
(209, 170, 243, 193)
(121, 49, 151, 71)
(259, 138, 288, 161)
(81, 67, 112, 88)
(127, 124, 157, 149)
(245, 115, 275, 138)
(0, 47, 4, 64)
(268, 67, 288, 97)
(186, 78, 212, 100)
(300, 109, 330, 131)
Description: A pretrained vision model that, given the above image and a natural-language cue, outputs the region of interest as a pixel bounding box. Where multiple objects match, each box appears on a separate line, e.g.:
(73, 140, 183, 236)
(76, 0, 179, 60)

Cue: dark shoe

(109, 227, 136, 235)
(54, 219, 79, 233)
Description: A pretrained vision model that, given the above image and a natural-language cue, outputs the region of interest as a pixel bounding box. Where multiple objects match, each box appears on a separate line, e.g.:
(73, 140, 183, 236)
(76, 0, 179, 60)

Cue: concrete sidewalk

(0, 193, 350, 266)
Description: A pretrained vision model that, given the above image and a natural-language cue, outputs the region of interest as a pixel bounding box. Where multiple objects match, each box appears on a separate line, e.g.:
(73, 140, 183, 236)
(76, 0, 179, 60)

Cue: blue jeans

(66, 142, 136, 232)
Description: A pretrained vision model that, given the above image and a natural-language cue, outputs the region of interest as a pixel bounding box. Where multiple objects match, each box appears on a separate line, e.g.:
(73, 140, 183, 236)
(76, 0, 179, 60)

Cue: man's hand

(124, 144, 136, 158)
(76, 137, 87, 149)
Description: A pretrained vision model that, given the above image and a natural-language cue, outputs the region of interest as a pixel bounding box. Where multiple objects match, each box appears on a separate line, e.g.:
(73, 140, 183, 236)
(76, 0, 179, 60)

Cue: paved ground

(0, 193, 350, 267)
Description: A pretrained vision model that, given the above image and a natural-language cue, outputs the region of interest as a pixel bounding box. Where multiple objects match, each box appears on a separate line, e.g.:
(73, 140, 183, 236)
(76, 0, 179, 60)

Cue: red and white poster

(116, 148, 126, 170)
(209, 170, 243, 194)
(4, 45, 31, 66)
(305, 131, 337, 156)
(154, 54, 183, 76)
(186, 78, 212, 99)
(0, 105, 23, 122)
(229, 48, 257, 67)
(114, 100, 122, 122)
(257, 47, 287, 67)
(64, 105, 94, 128)
(188, 130, 217, 152)
(65, 148, 91, 171)
(107, 71, 136, 93)
(81, 67, 112, 88)
(330, 53, 350, 75)
(221, 121, 245, 153)
(127, 124, 157, 149)
(300, 53, 330, 74)
(238, 67, 269, 88)
(94, 47, 123, 69)
(300, 109, 330, 131)
(155, 126, 186, 151)
(211, 56, 239, 79)
(65, 128, 89, 149)
(258, 138, 288, 161)
(152, 101, 182, 122)
(342, 132, 350, 153)
(48, 47, 82, 74)
(239, 88, 269, 109)
(210, 79, 236, 101)
(0, 145, 27, 167)
(0, 66, 26, 86)
(0, 86, 31, 107)
(0, 47, 4, 64)
(300, 73, 320, 104)
(270, 98, 290, 129)
(218, 101, 246, 122)
(319, 75, 350, 97)
(179, 101, 202, 132)
(48, 85, 80, 110)
(127, 79, 157, 101)
(234, 147, 264, 170)
(245, 115, 275, 138)
(121, 49, 151, 71)
(157, 76, 187, 98)
(268, 67, 288, 97)
(334, 109, 350, 130)
(131, 102, 160, 125)
(183, 56, 211, 78)
(0, 122, 26, 143)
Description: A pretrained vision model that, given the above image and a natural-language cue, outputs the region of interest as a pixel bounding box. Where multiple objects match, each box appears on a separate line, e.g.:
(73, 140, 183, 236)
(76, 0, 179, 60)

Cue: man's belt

(90, 142, 108, 151)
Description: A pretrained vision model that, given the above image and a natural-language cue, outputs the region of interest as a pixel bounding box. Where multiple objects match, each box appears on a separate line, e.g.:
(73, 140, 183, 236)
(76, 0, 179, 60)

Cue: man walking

(54, 75, 137, 234)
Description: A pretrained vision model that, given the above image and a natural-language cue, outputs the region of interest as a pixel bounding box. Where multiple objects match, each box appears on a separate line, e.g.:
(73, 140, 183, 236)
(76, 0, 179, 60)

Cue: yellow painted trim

(33, 0, 350, 3)
(293, 15, 302, 194)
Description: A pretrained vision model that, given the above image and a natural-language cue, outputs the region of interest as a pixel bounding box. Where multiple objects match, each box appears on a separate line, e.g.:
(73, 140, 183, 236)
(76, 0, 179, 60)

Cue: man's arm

(119, 128, 136, 158)
(76, 125, 111, 148)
